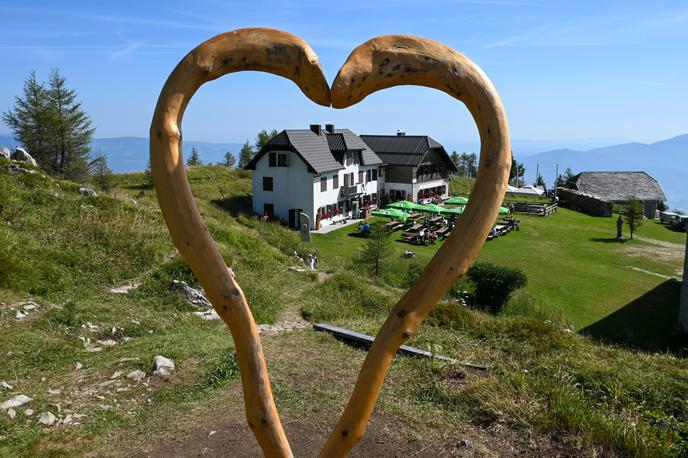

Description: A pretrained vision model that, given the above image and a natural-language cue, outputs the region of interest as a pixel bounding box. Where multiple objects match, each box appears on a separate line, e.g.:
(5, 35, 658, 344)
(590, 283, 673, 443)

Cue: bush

(466, 261, 527, 313)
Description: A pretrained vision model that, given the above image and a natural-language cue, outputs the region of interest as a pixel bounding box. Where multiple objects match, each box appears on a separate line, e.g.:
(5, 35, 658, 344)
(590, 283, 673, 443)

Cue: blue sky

(1, 0, 687, 146)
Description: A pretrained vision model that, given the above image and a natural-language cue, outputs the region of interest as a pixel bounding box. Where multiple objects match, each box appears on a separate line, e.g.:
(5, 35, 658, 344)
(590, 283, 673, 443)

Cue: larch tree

(624, 196, 644, 239)
(2, 72, 52, 167)
(358, 221, 392, 278)
(186, 146, 202, 166)
(46, 69, 94, 180)
(254, 129, 279, 151)
(223, 151, 236, 168)
(238, 140, 254, 168)
(90, 153, 112, 191)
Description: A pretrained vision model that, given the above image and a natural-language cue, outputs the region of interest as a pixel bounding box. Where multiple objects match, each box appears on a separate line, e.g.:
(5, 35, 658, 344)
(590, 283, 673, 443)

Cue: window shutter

(268, 152, 276, 167)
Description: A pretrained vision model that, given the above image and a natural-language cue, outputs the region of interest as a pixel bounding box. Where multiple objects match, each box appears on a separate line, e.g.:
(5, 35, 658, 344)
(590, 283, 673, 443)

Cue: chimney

(325, 123, 335, 134)
(396, 129, 406, 136)
(310, 124, 322, 135)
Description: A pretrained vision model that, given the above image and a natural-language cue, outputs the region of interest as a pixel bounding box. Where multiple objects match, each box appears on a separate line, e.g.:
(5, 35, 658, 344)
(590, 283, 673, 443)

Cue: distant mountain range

(1, 133, 685, 211)
(520, 134, 688, 212)
(0, 135, 242, 173)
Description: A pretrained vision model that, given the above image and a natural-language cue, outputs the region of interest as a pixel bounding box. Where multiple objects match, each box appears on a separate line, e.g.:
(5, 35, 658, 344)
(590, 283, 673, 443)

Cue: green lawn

(311, 208, 686, 334)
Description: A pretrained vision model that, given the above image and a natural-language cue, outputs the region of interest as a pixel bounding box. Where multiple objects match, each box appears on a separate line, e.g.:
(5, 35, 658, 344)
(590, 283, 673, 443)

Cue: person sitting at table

(429, 230, 437, 244)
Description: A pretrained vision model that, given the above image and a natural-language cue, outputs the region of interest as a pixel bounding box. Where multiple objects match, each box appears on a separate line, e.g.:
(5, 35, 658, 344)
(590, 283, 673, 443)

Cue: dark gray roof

(570, 172, 667, 202)
(325, 133, 346, 152)
(359, 134, 458, 171)
(244, 127, 382, 173)
(335, 129, 383, 166)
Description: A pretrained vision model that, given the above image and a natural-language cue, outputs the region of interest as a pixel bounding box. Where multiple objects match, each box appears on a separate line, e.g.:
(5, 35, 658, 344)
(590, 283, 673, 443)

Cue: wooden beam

(314, 323, 487, 369)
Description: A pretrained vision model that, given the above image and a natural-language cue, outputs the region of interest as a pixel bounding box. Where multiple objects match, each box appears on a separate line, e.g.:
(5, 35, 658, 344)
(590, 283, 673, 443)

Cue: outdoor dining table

(408, 224, 422, 232)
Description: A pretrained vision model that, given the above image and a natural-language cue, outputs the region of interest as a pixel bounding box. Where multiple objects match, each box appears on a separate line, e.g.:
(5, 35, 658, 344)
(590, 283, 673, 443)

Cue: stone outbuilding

(565, 171, 667, 218)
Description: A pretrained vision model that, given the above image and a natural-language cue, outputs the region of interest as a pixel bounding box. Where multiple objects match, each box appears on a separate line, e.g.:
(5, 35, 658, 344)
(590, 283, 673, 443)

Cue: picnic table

(436, 227, 450, 239)
(408, 213, 422, 220)
(428, 216, 442, 224)
(408, 224, 422, 232)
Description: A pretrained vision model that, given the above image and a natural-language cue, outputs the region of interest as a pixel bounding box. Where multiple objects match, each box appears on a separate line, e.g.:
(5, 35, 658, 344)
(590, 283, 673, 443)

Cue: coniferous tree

(143, 159, 153, 188)
(90, 153, 112, 191)
(186, 146, 202, 166)
(358, 221, 392, 278)
(254, 129, 279, 151)
(3, 70, 94, 180)
(450, 150, 460, 167)
(2, 72, 51, 167)
(534, 173, 546, 189)
(624, 197, 644, 239)
(238, 140, 254, 168)
(46, 69, 94, 180)
(223, 151, 236, 168)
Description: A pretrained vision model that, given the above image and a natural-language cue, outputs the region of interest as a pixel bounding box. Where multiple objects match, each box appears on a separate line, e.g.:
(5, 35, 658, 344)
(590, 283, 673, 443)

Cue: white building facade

(247, 124, 383, 230)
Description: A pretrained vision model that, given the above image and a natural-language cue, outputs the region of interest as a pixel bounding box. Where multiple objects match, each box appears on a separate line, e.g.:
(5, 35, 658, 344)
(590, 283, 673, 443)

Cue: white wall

(313, 163, 379, 228)
(252, 151, 313, 226)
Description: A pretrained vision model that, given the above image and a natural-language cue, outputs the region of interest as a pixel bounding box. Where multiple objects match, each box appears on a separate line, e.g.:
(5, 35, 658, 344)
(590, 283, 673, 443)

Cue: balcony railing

(340, 185, 358, 197)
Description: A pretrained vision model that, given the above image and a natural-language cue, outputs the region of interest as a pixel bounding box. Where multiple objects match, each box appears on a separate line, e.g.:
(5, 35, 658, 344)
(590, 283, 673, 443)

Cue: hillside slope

(1, 162, 688, 457)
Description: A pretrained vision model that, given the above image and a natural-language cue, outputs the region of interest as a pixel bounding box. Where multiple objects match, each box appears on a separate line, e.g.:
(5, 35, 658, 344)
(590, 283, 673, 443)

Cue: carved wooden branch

(150, 28, 330, 458)
(320, 36, 511, 456)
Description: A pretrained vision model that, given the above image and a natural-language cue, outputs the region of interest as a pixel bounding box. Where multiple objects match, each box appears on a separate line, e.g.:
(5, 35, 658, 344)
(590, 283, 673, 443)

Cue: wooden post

(150, 28, 330, 458)
(322, 35, 511, 456)
(679, 233, 688, 332)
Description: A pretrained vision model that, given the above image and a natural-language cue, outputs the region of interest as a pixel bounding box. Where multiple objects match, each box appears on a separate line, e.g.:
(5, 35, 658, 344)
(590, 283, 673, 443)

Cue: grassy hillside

(1, 162, 687, 457)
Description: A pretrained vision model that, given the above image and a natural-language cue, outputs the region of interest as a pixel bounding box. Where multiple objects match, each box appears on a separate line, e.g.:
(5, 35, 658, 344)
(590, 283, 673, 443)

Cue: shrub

(402, 262, 423, 288)
(466, 261, 527, 313)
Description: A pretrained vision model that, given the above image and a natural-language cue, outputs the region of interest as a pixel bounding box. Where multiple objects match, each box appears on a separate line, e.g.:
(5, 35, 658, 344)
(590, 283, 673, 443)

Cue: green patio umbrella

(387, 200, 425, 211)
(499, 206, 509, 216)
(419, 204, 445, 214)
(371, 208, 411, 220)
(444, 196, 469, 205)
(440, 205, 464, 215)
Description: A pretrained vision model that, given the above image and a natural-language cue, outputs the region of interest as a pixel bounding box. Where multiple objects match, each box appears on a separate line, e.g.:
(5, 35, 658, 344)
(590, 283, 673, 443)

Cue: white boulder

(11, 147, 37, 166)
(79, 188, 97, 197)
(153, 355, 175, 377)
(0, 146, 10, 160)
(1, 394, 32, 410)
(37, 411, 56, 426)
(126, 370, 146, 382)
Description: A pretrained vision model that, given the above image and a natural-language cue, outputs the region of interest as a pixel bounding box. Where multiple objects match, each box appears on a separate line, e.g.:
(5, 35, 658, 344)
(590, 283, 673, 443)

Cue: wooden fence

(512, 202, 558, 216)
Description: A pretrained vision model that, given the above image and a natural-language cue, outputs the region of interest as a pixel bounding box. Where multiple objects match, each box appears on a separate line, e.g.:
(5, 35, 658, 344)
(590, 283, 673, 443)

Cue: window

(277, 152, 288, 167)
(350, 172, 354, 186)
(263, 203, 274, 217)
(378, 167, 383, 177)
(358, 171, 363, 184)
(262, 176, 273, 191)
(366, 170, 371, 183)
(343, 173, 349, 187)
(268, 152, 288, 167)
(372, 169, 377, 181)
(321, 176, 327, 192)
(333, 175, 339, 189)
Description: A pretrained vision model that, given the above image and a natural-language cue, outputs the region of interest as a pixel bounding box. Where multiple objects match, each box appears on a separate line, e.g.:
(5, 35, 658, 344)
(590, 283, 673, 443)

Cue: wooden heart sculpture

(150, 28, 510, 458)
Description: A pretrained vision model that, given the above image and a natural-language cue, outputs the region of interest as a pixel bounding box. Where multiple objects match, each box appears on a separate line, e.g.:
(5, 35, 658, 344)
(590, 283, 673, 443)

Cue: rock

(0, 381, 12, 390)
(153, 355, 175, 377)
(21, 301, 39, 311)
(117, 357, 139, 364)
(171, 279, 211, 308)
(47, 388, 61, 396)
(208, 430, 216, 437)
(6, 408, 16, 419)
(97, 339, 117, 347)
(15, 310, 28, 320)
(0, 394, 32, 410)
(0, 146, 10, 160)
(75, 362, 83, 371)
(11, 147, 37, 166)
(24, 409, 33, 417)
(37, 411, 56, 426)
(126, 370, 146, 382)
(78, 187, 97, 197)
(110, 371, 123, 379)
(8, 163, 34, 174)
(193, 310, 220, 320)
